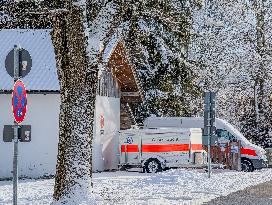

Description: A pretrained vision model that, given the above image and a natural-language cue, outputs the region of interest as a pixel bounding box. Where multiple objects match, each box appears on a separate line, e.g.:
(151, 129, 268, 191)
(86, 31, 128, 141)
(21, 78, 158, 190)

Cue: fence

(204, 140, 242, 171)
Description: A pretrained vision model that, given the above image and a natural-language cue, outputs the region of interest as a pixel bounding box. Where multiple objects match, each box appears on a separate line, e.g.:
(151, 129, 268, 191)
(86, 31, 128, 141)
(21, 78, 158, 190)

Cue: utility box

(3, 125, 31, 142)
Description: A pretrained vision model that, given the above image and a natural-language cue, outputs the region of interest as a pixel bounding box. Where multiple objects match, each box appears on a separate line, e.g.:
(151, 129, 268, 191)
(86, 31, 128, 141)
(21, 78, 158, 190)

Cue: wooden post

(226, 142, 230, 169)
(217, 146, 220, 163)
(237, 140, 241, 171)
(218, 146, 221, 164)
(232, 142, 235, 170)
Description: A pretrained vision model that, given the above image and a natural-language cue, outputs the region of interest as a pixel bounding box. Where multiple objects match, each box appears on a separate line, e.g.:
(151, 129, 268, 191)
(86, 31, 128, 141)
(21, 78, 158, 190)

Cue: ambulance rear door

(120, 131, 141, 166)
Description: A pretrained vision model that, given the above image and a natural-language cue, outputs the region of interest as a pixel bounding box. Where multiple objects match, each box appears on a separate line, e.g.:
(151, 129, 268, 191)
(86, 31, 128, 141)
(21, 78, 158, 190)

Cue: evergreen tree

(120, 0, 202, 123)
(190, 0, 272, 147)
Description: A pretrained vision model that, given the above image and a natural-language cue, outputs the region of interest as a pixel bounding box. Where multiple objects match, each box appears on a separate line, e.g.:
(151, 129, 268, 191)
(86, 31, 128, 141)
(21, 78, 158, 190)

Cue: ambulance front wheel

(241, 159, 254, 172)
(145, 159, 162, 173)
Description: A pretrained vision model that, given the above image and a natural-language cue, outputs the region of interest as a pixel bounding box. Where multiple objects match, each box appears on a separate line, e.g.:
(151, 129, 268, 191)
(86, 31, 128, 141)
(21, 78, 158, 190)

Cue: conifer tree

(190, 0, 272, 147)
(120, 0, 202, 123)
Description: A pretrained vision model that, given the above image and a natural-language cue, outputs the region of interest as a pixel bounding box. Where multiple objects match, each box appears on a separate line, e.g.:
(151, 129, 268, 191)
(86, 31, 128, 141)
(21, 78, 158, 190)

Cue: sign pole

(204, 91, 216, 178)
(206, 92, 212, 178)
(207, 110, 211, 178)
(13, 124, 18, 205)
(13, 45, 20, 205)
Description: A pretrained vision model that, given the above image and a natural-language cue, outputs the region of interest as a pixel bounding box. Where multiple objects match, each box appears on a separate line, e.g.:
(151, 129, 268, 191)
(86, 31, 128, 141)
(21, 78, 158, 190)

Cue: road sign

(3, 125, 31, 142)
(5, 48, 32, 78)
(12, 80, 27, 124)
(204, 92, 216, 134)
(203, 110, 216, 135)
(203, 92, 217, 146)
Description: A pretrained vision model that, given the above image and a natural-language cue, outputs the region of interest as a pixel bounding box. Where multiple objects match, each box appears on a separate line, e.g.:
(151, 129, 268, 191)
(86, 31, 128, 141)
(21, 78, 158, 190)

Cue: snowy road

(0, 168, 272, 205)
(204, 180, 272, 205)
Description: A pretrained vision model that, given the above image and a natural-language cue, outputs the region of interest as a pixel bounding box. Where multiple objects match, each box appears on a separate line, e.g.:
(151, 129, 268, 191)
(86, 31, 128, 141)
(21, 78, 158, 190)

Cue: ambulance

(143, 117, 268, 172)
(119, 128, 207, 173)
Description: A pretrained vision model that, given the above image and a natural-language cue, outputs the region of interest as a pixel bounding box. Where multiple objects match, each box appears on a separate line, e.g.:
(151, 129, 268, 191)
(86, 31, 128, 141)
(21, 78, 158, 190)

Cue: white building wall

(92, 96, 120, 172)
(0, 94, 60, 179)
(0, 94, 120, 178)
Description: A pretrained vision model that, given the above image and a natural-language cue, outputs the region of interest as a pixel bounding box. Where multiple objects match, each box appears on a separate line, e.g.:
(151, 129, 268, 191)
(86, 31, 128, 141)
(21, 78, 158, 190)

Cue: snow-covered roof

(102, 31, 119, 63)
(0, 29, 60, 92)
(0, 29, 143, 101)
(107, 39, 144, 102)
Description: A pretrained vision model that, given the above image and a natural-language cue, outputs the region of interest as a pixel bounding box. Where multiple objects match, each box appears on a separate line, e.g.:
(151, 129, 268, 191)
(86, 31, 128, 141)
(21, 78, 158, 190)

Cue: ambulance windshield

(218, 119, 251, 144)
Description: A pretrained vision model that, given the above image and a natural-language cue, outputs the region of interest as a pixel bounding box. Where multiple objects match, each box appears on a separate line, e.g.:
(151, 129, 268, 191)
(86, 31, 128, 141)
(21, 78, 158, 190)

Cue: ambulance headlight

(261, 154, 268, 161)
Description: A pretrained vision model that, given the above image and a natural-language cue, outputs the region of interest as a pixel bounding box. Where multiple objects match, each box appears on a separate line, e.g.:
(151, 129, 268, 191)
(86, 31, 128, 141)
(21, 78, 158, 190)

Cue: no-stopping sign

(12, 80, 27, 124)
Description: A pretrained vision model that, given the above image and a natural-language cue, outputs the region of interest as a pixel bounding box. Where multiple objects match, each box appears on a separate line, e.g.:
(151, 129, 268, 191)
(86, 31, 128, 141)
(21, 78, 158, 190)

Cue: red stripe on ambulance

(121, 145, 139, 152)
(241, 148, 257, 156)
(142, 144, 190, 152)
(121, 144, 203, 153)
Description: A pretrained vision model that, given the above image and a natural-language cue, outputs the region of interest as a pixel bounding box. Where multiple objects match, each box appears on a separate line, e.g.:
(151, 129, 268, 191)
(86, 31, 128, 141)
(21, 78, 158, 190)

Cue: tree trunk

(1, 0, 99, 203)
(51, 4, 98, 203)
(255, 0, 266, 121)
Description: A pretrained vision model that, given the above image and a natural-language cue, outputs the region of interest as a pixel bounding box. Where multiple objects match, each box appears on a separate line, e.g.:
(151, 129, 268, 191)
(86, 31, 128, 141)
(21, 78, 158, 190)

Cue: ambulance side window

(217, 129, 230, 140)
(217, 129, 236, 142)
(228, 133, 236, 142)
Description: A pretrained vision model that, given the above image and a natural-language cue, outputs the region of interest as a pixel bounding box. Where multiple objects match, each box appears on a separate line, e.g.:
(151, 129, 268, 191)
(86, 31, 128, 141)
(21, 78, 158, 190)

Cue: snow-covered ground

(0, 168, 272, 205)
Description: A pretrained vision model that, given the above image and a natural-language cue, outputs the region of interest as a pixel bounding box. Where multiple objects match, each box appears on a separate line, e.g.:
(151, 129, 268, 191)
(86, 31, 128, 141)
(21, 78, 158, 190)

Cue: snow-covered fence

(204, 141, 242, 171)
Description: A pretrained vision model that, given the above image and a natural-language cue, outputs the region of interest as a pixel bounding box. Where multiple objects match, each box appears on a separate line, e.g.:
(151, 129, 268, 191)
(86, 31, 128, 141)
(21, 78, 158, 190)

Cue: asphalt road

(204, 180, 272, 205)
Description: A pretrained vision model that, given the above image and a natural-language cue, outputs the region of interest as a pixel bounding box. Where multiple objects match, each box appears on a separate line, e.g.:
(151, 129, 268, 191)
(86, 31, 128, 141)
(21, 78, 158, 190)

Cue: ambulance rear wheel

(145, 159, 162, 173)
(241, 159, 254, 172)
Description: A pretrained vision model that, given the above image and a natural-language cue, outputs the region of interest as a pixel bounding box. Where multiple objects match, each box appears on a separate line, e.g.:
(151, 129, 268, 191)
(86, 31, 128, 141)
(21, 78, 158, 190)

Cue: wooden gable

(107, 41, 143, 103)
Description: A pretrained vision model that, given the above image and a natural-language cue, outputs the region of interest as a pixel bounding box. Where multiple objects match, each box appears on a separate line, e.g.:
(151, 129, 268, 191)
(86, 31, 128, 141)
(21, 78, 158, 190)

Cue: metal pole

(207, 110, 211, 178)
(13, 45, 20, 205)
(13, 124, 18, 205)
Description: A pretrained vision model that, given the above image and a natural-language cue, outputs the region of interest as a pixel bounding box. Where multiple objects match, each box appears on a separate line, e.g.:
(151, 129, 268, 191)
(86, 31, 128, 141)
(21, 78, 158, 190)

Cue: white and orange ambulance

(143, 117, 268, 172)
(119, 128, 207, 173)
